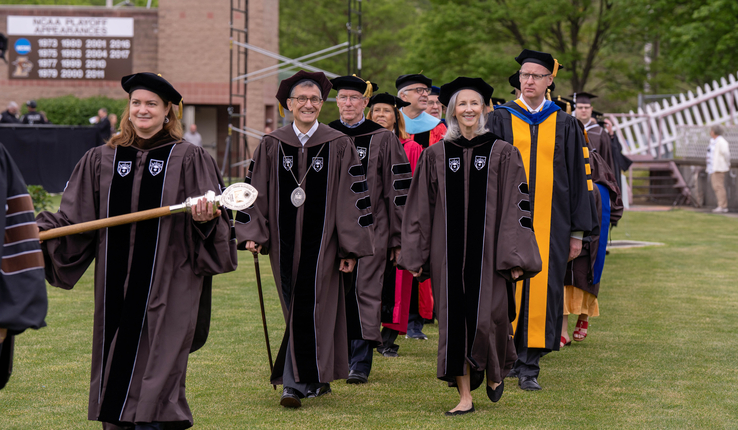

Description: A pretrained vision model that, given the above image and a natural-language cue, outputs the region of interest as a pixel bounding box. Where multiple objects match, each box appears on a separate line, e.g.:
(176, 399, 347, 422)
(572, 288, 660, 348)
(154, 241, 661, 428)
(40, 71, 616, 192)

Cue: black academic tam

(439, 77, 494, 108)
(121, 72, 182, 104)
(368, 92, 410, 109)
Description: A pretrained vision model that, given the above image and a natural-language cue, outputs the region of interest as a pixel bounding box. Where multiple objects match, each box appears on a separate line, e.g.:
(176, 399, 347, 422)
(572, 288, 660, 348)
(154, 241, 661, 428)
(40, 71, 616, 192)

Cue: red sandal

(560, 336, 571, 348)
(573, 319, 588, 341)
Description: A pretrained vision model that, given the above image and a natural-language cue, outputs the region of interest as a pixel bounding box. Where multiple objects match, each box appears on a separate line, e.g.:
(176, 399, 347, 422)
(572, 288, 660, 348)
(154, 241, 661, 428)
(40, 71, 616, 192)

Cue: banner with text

(6, 16, 134, 81)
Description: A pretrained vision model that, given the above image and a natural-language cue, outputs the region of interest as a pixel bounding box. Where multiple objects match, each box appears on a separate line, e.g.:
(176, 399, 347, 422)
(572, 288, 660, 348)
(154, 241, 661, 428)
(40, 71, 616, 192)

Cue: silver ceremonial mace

(38, 183, 257, 241)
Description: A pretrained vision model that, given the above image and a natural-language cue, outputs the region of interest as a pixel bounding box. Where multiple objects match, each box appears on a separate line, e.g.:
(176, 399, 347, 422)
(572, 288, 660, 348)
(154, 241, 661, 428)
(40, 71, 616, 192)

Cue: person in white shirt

(707, 125, 731, 212)
(183, 123, 203, 147)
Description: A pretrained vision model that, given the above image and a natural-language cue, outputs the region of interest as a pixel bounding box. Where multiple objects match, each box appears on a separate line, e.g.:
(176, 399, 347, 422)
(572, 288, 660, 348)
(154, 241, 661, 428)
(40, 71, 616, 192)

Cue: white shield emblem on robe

(117, 161, 132, 177)
(474, 156, 486, 171)
(313, 157, 324, 172)
(449, 157, 461, 173)
(283, 156, 293, 171)
(357, 147, 367, 160)
(149, 159, 164, 176)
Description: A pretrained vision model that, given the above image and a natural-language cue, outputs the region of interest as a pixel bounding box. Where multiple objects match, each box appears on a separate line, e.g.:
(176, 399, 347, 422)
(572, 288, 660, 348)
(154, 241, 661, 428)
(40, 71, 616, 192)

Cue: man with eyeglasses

(236, 70, 374, 408)
(328, 75, 412, 385)
(425, 85, 445, 123)
(488, 49, 597, 391)
(397, 74, 447, 150)
(395, 74, 443, 341)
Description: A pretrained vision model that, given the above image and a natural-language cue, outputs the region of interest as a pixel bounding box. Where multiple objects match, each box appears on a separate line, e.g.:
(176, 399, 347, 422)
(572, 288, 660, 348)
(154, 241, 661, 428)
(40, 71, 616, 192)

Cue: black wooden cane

(253, 251, 276, 390)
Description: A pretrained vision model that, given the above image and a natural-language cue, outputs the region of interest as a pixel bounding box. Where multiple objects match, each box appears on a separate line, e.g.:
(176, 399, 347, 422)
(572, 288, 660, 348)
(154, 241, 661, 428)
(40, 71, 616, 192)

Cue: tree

(279, 0, 420, 122)
(399, 0, 654, 110)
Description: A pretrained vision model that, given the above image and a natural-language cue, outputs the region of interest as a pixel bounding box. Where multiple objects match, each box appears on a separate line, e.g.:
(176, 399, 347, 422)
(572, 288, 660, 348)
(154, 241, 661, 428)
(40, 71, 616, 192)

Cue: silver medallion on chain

(280, 141, 328, 208)
(291, 187, 306, 207)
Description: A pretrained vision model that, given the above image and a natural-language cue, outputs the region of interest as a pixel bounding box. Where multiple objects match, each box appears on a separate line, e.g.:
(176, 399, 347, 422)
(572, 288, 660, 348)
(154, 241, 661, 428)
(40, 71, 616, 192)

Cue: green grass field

(1, 209, 737, 429)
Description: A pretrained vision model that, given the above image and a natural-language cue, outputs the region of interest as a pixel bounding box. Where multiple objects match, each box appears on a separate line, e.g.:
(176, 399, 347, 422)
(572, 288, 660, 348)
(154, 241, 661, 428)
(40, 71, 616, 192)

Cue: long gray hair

(444, 90, 488, 141)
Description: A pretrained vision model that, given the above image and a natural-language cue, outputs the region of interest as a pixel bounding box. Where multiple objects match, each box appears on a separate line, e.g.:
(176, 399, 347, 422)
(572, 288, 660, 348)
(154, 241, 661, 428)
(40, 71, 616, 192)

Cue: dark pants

(282, 343, 310, 396)
(512, 282, 551, 378)
(349, 339, 373, 376)
(512, 341, 549, 378)
(381, 327, 399, 347)
(407, 279, 425, 335)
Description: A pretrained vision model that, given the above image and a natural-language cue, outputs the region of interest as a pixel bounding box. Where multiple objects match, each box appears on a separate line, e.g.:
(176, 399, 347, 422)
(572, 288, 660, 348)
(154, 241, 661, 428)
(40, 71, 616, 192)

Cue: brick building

(0, 0, 278, 176)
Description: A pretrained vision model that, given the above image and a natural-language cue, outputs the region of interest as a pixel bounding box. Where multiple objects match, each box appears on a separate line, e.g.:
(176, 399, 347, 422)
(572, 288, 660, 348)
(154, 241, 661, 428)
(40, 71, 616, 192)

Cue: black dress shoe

(444, 403, 475, 416)
(306, 382, 331, 398)
(487, 380, 504, 402)
(506, 367, 519, 379)
(280, 387, 303, 408)
(519, 375, 542, 391)
(346, 370, 368, 384)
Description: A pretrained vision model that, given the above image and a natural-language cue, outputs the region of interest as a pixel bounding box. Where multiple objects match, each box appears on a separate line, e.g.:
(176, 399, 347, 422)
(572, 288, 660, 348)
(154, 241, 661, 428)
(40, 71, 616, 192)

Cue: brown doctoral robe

(584, 119, 618, 187)
(328, 119, 411, 344)
(399, 132, 542, 384)
(37, 135, 237, 429)
(235, 123, 374, 385)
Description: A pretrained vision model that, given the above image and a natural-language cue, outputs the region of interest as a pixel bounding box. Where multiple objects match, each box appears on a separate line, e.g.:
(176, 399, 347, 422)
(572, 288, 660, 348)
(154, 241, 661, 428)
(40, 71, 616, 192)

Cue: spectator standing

(0, 102, 20, 124)
(20, 101, 48, 125)
(707, 125, 731, 213)
(95, 108, 112, 143)
(184, 124, 203, 147)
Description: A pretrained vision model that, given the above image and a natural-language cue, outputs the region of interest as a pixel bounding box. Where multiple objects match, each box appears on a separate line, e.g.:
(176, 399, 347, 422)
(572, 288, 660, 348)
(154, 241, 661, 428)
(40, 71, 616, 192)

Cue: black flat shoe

(445, 403, 475, 416)
(280, 387, 303, 408)
(487, 380, 504, 402)
(519, 375, 542, 391)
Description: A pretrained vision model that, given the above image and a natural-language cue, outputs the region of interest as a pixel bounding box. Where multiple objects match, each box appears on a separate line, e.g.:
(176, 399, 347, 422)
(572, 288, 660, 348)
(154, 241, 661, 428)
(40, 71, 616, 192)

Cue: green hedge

(19, 95, 128, 126)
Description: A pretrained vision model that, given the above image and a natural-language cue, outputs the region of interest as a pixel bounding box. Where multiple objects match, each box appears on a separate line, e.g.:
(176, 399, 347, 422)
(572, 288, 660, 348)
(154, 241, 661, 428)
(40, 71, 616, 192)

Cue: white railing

(607, 73, 738, 158)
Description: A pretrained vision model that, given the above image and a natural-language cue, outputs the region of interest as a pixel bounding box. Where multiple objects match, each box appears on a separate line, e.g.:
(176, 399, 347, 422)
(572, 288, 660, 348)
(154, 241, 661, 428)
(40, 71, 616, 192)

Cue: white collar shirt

(518, 97, 547, 114)
(293, 120, 320, 146)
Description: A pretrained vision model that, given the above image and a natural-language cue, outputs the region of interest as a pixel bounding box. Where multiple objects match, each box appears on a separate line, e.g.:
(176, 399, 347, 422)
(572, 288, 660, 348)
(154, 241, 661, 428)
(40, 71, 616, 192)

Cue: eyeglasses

(404, 87, 431, 95)
(519, 72, 552, 81)
(336, 95, 365, 103)
(289, 96, 323, 105)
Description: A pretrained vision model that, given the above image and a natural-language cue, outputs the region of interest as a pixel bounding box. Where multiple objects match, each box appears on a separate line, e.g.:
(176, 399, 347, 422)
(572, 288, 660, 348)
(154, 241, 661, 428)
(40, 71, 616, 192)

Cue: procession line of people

(0, 48, 627, 427)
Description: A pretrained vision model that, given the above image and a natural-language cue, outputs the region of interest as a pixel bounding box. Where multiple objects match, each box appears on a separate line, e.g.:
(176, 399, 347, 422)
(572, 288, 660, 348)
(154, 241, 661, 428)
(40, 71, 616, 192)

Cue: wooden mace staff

(38, 183, 257, 241)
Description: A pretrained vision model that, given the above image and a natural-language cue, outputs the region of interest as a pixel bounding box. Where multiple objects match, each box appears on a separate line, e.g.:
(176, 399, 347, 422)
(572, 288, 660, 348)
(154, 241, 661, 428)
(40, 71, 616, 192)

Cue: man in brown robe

(572, 92, 618, 185)
(327, 75, 411, 384)
(37, 73, 237, 428)
(236, 71, 374, 408)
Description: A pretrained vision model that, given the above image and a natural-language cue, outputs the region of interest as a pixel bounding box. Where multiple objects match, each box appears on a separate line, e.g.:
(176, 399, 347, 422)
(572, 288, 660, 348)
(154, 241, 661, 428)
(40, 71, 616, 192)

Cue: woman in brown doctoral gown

(37, 73, 237, 430)
(399, 77, 542, 415)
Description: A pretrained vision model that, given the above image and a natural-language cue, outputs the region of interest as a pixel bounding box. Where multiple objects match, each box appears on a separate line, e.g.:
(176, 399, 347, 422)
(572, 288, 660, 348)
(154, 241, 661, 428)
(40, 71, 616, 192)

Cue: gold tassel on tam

(352, 74, 374, 98)
(552, 59, 561, 77)
(178, 100, 183, 119)
(546, 89, 552, 101)
(278, 104, 285, 118)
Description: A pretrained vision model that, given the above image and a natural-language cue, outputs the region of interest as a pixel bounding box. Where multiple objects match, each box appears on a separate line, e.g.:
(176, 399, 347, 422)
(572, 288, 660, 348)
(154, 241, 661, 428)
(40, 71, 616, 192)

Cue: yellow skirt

(563, 285, 599, 317)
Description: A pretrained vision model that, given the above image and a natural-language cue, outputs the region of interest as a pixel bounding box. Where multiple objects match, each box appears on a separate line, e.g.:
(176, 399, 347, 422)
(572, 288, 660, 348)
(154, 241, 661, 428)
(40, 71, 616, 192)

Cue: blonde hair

(368, 103, 409, 140)
(108, 96, 183, 148)
(444, 91, 488, 141)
